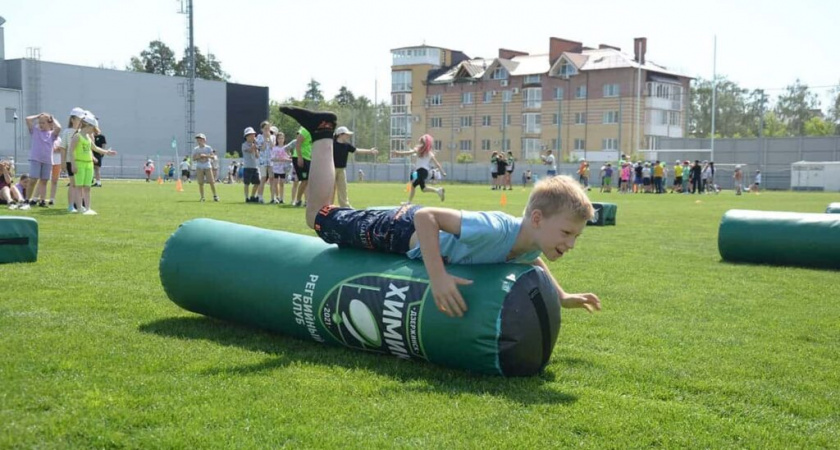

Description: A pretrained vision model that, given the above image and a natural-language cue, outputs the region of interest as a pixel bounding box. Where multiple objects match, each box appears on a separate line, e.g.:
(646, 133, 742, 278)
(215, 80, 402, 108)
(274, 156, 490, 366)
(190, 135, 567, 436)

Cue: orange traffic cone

(157, 176, 163, 185)
(500, 193, 508, 207)
(176, 179, 184, 192)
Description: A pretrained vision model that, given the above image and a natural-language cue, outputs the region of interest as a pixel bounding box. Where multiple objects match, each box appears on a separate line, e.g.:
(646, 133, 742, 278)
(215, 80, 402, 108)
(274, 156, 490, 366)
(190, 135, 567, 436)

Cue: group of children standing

(2, 108, 117, 214)
(597, 158, 761, 195)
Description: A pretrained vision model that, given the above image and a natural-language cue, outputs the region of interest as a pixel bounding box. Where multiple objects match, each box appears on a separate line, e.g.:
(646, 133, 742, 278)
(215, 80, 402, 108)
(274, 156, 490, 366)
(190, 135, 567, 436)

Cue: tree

(762, 112, 788, 137)
(333, 86, 356, 107)
(304, 79, 325, 104)
(828, 84, 840, 135)
(129, 40, 177, 76)
(689, 76, 751, 138)
(775, 80, 820, 136)
(175, 47, 230, 81)
(803, 116, 834, 136)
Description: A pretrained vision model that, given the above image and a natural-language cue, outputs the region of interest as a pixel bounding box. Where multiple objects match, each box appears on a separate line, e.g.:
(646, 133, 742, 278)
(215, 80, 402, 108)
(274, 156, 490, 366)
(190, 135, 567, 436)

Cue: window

(523, 138, 542, 159)
(482, 115, 492, 127)
(574, 139, 586, 150)
(603, 84, 620, 97)
(502, 90, 512, 103)
(460, 116, 473, 127)
(523, 88, 542, 109)
(603, 111, 620, 124)
(483, 91, 492, 103)
(392, 71, 412, 92)
(523, 113, 541, 134)
(575, 86, 587, 99)
(551, 138, 561, 151)
(558, 59, 577, 77)
(461, 92, 473, 104)
(390, 116, 410, 137)
(428, 94, 442, 106)
(501, 139, 511, 151)
(459, 140, 472, 151)
(506, 114, 512, 126)
(602, 138, 618, 150)
(430, 117, 443, 128)
(391, 93, 410, 114)
(491, 67, 508, 80)
(552, 113, 561, 125)
(575, 112, 586, 124)
(669, 111, 682, 126)
(554, 87, 564, 100)
(481, 139, 491, 151)
(434, 140, 442, 151)
(390, 139, 406, 152)
(524, 74, 541, 84)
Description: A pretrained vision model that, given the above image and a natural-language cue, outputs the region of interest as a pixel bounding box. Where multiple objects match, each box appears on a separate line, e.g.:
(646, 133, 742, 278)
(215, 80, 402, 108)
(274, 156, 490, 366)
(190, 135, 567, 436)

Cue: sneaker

(278, 200, 284, 204)
(293, 201, 302, 207)
(29, 199, 38, 206)
(19, 203, 31, 210)
(438, 188, 445, 202)
(83, 209, 98, 215)
(8, 203, 18, 210)
(39, 201, 48, 208)
(48, 200, 55, 206)
(200, 198, 205, 202)
(68, 206, 78, 213)
(213, 196, 219, 202)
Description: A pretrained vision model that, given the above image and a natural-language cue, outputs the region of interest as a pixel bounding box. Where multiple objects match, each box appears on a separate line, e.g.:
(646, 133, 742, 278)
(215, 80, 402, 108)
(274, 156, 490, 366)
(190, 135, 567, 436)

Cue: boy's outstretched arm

(532, 257, 601, 313)
(413, 207, 473, 318)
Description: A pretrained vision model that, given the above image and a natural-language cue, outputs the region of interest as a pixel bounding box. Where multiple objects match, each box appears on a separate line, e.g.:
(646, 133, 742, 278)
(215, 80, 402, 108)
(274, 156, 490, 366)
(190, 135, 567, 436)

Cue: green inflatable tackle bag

(159, 219, 561, 376)
(826, 203, 840, 214)
(0, 217, 38, 264)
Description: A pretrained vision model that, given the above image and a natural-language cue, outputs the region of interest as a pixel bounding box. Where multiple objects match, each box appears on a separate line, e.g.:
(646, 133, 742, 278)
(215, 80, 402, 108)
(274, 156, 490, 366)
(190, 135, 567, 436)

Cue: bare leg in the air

(278, 106, 337, 229)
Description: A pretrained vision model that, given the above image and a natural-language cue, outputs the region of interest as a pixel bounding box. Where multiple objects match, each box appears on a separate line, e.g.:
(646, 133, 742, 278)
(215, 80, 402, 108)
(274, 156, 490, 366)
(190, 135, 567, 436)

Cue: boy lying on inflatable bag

(280, 106, 602, 318)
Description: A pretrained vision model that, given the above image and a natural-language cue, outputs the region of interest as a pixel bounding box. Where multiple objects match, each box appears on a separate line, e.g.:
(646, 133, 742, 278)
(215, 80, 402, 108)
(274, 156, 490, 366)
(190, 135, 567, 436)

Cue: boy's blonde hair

(524, 175, 593, 221)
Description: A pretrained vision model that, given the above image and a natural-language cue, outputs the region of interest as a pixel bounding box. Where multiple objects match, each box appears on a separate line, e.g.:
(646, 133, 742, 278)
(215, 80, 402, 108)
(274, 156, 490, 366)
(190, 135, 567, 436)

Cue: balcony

(392, 48, 442, 67)
(645, 123, 683, 138)
(646, 96, 682, 111)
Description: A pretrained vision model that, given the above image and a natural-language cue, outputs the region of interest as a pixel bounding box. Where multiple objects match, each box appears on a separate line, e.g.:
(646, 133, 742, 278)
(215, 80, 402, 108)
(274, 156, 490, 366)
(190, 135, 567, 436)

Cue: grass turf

(1, 180, 838, 448)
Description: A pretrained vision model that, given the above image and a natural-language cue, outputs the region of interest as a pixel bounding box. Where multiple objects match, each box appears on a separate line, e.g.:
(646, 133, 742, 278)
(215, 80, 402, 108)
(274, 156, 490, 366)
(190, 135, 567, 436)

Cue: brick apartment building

(389, 37, 692, 164)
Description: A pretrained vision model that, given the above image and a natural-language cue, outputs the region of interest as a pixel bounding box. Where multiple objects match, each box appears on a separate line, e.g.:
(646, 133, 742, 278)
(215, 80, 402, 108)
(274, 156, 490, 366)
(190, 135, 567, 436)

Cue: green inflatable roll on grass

(160, 219, 561, 376)
(588, 203, 617, 226)
(718, 210, 840, 270)
(0, 217, 38, 264)
(827, 203, 840, 214)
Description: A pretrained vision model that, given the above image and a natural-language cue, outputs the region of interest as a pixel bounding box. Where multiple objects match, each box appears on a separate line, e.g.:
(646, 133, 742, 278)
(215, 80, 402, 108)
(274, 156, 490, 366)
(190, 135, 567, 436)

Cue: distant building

(390, 37, 692, 163)
(0, 19, 267, 163)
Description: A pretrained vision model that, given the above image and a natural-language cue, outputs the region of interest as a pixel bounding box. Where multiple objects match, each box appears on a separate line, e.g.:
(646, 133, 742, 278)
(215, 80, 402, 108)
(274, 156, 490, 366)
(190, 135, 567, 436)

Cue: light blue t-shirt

(406, 211, 542, 264)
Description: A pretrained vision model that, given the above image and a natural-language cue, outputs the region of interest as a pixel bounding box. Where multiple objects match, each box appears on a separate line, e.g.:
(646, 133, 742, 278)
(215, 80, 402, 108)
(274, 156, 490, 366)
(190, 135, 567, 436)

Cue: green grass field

(1, 180, 838, 448)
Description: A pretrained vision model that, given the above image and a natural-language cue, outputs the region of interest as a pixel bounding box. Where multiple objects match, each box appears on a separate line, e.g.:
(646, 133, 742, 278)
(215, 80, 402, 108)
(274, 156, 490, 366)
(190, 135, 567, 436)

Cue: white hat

(195, 133, 207, 140)
(69, 107, 86, 118)
(243, 127, 256, 137)
(82, 112, 99, 128)
(676, 159, 681, 164)
(270, 126, 279, 134)
(334, 126, 354, 136)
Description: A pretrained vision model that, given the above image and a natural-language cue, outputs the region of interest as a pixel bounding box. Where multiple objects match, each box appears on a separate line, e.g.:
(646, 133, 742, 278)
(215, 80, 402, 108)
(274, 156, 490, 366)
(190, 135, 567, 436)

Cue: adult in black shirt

(93, 131, 107, 187)
(333, 126, 377, 207)
(691, 160, 702, 194)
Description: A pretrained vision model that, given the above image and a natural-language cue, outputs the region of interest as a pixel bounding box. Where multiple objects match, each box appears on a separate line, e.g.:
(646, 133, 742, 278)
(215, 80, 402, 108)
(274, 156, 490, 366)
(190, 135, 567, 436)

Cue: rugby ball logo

(341, 299, 382, 347)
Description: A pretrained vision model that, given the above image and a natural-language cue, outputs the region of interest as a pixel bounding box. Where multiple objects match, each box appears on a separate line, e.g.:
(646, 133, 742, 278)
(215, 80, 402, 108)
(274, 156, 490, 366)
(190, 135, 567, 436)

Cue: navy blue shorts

(314, 204, 421, 254)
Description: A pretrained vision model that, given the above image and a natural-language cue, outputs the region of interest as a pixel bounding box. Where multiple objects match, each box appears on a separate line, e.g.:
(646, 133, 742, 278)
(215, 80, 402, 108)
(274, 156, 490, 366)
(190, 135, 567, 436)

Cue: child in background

(24, 113, 62, 207)
(392, 134, 446, 204)
(603, 163, 613, 193)
(752, 170, 761, 193)
(241, 127, 261, 202)
(270, 132, 293, 204)
(144, 159, 154, 182)
(733, 165, 743, 195)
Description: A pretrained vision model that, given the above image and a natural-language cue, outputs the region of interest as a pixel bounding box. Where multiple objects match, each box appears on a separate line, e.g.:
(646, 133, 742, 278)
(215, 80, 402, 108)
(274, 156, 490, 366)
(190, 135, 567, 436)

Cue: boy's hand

(560, 292, 601, 313)
(429, 272, 473, 318)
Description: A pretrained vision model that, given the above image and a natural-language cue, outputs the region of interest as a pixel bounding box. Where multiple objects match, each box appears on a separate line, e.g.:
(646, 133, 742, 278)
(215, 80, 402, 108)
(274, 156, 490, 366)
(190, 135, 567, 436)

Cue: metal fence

(656, 137, 840, 190)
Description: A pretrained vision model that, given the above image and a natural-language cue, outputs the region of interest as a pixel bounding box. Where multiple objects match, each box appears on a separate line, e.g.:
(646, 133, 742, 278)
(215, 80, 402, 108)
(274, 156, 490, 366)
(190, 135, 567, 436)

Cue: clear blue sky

(3, 0, 838, 106)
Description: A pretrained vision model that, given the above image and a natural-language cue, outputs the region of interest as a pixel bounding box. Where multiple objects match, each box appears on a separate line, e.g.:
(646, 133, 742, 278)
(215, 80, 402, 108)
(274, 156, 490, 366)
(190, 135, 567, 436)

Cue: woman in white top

(392, 134, 446, 204)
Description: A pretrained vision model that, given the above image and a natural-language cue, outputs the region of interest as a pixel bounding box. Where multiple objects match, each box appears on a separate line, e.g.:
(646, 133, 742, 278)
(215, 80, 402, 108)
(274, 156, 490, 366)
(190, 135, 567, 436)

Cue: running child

(392, 134, 446, 204)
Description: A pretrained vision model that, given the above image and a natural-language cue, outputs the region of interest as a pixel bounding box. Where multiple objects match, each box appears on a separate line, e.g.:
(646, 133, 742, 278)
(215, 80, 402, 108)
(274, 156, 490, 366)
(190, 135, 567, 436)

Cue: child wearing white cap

(192, 133, 219, 202)
(332, 126, 377, 207)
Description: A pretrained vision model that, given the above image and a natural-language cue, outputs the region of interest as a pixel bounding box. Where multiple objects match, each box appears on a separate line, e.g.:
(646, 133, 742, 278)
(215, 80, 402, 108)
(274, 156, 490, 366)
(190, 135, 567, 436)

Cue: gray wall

(657, 137, 840, 190)
(11, 59, 226, 162)
(0, 87, 22, 160)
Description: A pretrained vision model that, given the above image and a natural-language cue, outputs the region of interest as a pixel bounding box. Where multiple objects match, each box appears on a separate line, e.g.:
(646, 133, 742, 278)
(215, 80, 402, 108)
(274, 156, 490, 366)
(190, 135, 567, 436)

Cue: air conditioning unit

(454, 127, 461, 133)
(513, 88, 520, 95)
(493, 140, 500, 145)
(500, 80, 509, 87)
(413, 115, 421, 123)
(491, 90, 498, 96)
